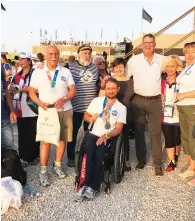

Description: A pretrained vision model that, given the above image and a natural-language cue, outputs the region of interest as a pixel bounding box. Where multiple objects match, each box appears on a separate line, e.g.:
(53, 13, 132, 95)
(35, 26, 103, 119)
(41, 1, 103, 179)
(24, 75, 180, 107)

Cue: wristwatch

(105, 133, 111, 139)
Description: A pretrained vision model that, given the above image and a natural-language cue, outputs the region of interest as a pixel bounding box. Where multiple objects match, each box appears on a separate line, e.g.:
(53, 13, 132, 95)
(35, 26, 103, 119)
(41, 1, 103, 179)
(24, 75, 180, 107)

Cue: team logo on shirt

(80, 70, 93, 83)
(112, 110, 118, 116)
(186, 70, 192, 75)
(61, 76, 66, 82)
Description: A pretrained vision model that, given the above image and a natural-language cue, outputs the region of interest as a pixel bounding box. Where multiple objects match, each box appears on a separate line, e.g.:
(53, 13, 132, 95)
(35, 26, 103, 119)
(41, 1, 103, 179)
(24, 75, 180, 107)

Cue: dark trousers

(17, 117, 40, 162)
(131, 95, 162, 166)
(1, 118, 14, 150)
(67, 112, 89, 160)
(80, 133, 105, 191)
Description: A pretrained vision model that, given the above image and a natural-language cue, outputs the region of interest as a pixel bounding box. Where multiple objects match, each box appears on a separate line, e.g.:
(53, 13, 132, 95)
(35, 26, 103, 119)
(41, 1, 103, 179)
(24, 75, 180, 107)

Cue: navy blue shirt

(1, 65, 9, 119)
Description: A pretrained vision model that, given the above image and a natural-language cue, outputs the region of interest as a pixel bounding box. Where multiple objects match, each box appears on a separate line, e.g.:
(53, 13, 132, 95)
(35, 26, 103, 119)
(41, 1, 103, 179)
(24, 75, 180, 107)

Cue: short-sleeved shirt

(30, 64, 75, 111)
(127, 53, 164, 96)
(69, 61, 99, 113)
(1, 66, 9, 119)
(176, 64, 195, 106)
(86, 96, 127, 137)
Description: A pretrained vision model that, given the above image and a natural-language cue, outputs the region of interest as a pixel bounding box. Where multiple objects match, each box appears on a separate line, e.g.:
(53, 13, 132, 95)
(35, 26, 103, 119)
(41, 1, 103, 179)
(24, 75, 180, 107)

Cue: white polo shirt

(86, 96, 126, 137)
(30, 64, 75, 111)
(176, 64, 195, 106)
(127, 53, 164, 96)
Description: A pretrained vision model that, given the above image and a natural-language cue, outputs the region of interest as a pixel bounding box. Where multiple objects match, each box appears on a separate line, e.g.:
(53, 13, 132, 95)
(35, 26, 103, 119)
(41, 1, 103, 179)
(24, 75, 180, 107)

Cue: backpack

(1, 149, 27, 186)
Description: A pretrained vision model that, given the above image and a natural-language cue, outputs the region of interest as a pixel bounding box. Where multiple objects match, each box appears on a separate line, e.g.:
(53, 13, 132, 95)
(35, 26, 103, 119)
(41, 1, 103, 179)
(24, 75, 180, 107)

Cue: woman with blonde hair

(161, 55, 183, 171)
(176, 42, 195, 186)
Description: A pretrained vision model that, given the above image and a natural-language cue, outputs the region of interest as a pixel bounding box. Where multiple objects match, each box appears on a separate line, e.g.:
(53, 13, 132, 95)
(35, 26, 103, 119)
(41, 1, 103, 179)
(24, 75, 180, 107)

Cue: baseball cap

(77, 44, 92, 54)
(19, 52, 32, 59)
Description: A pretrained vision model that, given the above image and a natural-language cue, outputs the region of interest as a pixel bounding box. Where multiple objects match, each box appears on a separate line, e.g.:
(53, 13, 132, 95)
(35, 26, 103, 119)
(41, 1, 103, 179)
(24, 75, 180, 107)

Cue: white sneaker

(39, 171, 50, 187)
(75, 186, 87, 202)
(53, 164, 67, 179)
(83, 186, 97, 199)
(178, 167, 195, 178)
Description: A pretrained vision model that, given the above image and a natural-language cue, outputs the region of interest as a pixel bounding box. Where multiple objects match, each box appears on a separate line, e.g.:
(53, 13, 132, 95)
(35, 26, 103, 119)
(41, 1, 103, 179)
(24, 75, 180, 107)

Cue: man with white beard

(67, 45, 99, 167)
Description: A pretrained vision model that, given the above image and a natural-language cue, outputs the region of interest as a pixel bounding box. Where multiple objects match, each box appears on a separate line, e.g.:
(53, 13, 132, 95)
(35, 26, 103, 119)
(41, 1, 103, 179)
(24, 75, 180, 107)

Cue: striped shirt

(69, 61, 99, 112)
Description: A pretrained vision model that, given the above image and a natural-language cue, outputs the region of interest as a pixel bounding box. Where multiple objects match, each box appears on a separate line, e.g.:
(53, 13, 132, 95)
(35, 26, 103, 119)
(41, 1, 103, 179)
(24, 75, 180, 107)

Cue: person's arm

(96, 122, 124, 146)
(4, 88, 17, 122)
(176, 90, 195, 101)
(84, 111, 99, 123)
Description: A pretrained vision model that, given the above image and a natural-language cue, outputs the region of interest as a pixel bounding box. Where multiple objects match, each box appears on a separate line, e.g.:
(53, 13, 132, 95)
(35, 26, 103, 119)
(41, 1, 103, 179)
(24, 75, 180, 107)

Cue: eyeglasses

(98, 61, 106, 65)
(143, 41, 155, 45)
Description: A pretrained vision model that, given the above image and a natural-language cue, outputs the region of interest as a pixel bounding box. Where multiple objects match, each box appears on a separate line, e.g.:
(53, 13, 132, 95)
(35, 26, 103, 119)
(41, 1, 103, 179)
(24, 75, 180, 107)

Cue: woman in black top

(112, 58, 134, 170)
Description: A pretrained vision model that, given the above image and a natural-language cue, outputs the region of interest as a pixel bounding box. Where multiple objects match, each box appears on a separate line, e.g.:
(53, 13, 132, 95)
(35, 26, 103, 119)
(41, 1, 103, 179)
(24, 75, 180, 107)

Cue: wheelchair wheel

(114, 134, 125, 184)
(75, 131, 86, 176)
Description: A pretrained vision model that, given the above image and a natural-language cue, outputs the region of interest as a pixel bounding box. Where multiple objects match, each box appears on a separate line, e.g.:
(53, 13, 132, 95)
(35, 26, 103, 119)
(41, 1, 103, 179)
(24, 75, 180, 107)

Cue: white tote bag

(36, 107, 60, 146)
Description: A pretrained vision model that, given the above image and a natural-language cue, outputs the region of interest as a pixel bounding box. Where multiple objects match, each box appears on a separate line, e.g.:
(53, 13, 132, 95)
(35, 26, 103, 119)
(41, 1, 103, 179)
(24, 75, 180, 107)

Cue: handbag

(26, 69, 39, 114)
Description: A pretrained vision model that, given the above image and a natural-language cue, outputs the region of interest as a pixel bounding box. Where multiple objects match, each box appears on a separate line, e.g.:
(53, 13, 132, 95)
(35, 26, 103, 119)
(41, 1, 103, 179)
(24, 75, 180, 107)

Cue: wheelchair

(75, 131, 129, 194)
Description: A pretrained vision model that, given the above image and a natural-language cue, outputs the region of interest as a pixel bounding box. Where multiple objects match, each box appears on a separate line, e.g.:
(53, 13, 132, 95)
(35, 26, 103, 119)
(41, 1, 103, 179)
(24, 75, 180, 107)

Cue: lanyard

(177, 64, 194, 92)
(47, 70, 59, 88)
(99, 97, 116, 119)
(74, 66, 88, 84)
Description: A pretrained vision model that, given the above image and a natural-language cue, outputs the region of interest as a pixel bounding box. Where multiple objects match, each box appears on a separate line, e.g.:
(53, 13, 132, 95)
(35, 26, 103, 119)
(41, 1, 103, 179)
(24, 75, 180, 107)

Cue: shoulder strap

(74, 66, 88, 84)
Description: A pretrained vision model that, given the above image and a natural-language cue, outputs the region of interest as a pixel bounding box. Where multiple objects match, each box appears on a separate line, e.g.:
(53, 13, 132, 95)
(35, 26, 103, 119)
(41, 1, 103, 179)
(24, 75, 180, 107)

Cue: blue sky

(1, 0, 195, 53)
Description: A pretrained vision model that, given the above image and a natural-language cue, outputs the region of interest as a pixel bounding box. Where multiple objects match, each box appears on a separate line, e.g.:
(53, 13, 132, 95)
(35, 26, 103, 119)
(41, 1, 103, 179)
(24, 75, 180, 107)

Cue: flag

(142, 9, 152, 23)
(1, 3, 6, 11)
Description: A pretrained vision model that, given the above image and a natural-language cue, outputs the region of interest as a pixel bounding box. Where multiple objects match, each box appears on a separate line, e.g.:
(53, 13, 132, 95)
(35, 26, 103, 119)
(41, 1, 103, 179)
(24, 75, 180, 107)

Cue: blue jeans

(1, 118, 14, 150)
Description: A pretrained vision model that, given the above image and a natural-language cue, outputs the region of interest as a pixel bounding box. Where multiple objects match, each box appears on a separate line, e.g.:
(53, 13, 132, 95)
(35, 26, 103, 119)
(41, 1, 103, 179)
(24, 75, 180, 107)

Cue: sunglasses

(98, 61, 106, 65)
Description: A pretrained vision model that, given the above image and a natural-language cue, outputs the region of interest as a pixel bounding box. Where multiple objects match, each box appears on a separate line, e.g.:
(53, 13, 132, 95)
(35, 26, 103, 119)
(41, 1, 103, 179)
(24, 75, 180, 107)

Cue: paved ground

(2, 124, 195, 221)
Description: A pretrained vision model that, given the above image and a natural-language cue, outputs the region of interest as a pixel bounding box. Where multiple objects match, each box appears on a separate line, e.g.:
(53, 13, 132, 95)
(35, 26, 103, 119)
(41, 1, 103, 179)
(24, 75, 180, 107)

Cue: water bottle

(24, 187, 39, 197)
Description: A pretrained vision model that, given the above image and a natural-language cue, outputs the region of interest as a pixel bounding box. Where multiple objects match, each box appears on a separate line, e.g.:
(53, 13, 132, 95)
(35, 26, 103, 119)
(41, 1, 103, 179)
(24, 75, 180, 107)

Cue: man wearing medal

(29, 45, 76, 186)
(75, 78, 126, 202)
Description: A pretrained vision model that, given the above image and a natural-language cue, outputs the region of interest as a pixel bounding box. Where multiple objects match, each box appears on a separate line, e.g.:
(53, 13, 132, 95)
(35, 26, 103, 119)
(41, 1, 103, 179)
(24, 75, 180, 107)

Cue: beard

(106, 94, 117, 99)
(79, 57, 91, 66)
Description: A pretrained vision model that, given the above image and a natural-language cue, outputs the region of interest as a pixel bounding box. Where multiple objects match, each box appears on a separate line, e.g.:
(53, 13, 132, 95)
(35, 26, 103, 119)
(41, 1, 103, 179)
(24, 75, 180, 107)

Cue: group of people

(1, 33, 195, 203)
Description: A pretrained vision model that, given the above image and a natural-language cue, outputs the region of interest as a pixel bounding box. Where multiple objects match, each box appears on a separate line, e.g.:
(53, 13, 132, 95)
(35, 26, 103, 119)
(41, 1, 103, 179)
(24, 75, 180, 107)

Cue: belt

(134, 93, 161, 100)
(47, 104, 55, 108)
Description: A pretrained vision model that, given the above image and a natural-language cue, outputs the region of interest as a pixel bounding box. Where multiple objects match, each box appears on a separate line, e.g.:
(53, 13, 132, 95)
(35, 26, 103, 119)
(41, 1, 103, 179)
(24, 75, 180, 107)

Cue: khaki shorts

(58, 110, 73, 142)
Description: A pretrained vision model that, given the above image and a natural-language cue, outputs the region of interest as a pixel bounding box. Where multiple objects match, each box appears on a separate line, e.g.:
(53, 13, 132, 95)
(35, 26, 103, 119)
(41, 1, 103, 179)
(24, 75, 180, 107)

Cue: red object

(77, 154, 87, 190)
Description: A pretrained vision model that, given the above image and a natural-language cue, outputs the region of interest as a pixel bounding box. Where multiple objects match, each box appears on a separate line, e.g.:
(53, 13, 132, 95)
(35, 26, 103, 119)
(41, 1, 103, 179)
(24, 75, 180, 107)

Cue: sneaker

(75, 186, 87, 202)
(166, 161, 176, 172)
(29, 157, 40, 166)
(53, 164, 67, 179)
(83, 186, 97, 199)
(188, 177, 195, 187)
(178, 167, 195, 178)
(67, 159, 75, 167)
(39, 171, 50, 187)
(155, 167, 163, 176)
(20, 159, 29, 168)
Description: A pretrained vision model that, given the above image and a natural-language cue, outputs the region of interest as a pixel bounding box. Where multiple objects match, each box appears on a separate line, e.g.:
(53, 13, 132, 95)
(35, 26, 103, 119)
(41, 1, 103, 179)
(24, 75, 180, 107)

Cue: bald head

(44, 45, 60, 69)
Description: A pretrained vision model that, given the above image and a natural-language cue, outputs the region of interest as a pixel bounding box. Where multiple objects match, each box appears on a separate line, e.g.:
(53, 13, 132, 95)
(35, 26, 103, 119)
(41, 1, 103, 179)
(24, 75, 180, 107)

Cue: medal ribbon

(47, 70, 59, 88)
(100, 97, 116, 121)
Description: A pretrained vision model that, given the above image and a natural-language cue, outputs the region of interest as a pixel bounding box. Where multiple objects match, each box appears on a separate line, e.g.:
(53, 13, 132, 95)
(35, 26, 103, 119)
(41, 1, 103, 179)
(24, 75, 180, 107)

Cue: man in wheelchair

(75, 78, 126, 202)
